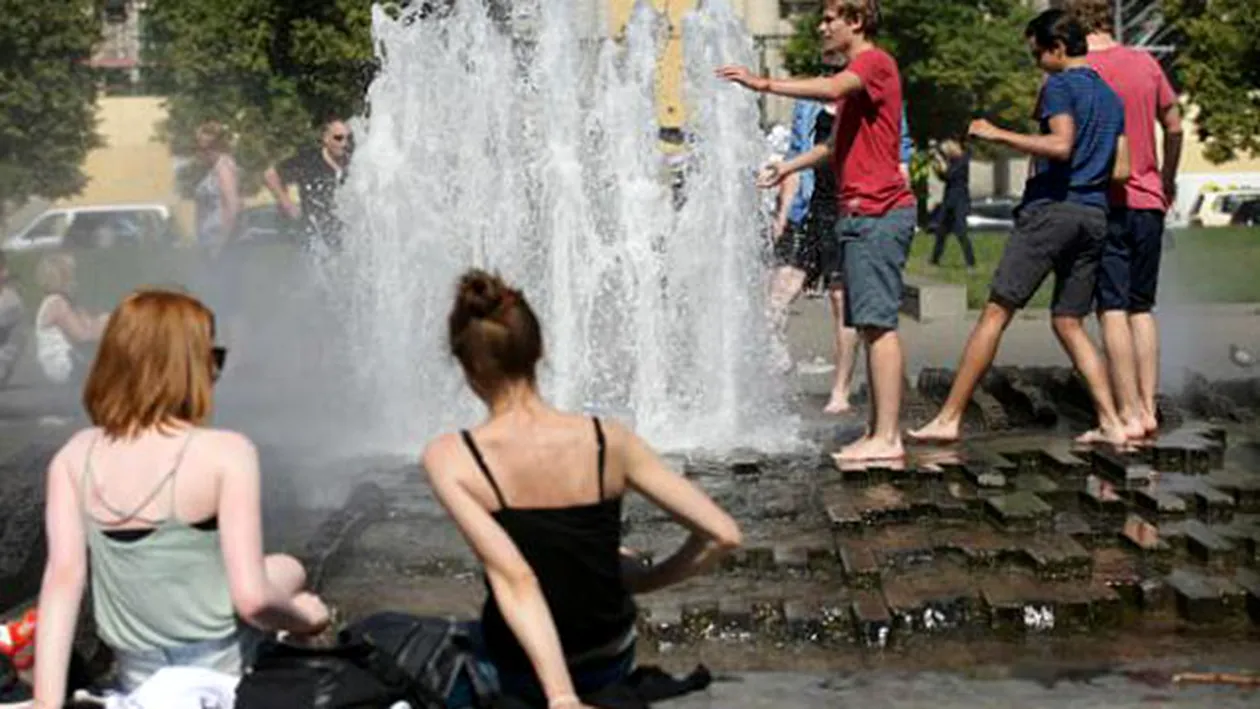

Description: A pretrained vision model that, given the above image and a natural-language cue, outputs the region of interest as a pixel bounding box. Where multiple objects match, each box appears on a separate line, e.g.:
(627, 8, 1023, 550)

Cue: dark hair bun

(456, 269, 511, 320)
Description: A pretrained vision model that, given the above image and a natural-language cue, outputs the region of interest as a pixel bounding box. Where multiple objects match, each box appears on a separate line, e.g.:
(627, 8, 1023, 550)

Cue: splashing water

(330, 0, 797, 453)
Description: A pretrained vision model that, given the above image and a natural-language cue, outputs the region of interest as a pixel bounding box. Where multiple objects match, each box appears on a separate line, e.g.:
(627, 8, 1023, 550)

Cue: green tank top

(80, 431, 237, 652)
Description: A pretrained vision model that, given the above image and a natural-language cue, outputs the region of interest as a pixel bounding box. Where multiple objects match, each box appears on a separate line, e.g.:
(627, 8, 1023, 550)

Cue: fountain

(330, 0, 797, 453)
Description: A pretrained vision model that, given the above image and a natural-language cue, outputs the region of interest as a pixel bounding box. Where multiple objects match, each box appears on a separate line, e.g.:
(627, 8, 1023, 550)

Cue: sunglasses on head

(212, 346, 228, 372)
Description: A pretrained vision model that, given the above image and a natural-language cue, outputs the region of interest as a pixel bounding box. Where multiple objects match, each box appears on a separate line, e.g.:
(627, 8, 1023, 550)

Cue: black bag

(236, 613, 492, 709)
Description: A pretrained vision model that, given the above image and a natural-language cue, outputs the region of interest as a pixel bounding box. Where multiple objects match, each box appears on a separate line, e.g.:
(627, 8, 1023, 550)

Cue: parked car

(235, 204, 302, 246)
(929, 197, 1017, 234)
(968, 197, 1018, 232)
(1229, 198, 1260, 228)
(3, 204, 180, 251)
(1189, 189, 1260, 228)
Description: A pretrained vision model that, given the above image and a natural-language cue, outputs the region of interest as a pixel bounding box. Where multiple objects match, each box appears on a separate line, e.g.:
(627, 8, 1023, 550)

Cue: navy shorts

(1096, 208, 1165, 313)
(990, 202, 1106, 317)
(835, 207, 916, 330)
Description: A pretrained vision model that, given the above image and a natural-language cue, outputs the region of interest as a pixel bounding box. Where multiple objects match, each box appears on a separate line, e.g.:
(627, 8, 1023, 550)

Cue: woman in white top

(34, 252, 107, 385)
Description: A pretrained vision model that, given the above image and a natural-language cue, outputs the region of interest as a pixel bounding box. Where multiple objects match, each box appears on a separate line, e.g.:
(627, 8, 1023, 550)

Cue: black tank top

(460, 418, 637, 672)
(810, 108, 838, 217)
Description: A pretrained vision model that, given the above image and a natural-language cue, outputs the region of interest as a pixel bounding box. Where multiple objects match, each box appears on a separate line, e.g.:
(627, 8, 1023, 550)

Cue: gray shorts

(834, 207, 916, 330)
(990, 201, 1106, 316)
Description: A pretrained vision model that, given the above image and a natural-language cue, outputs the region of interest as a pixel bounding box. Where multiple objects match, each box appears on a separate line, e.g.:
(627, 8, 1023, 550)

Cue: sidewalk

(785, 298, 1260, 387)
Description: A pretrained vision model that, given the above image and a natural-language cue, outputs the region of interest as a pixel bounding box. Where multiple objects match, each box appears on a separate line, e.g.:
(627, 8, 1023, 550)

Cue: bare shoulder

(421, 431, 465, 482)
(51, 427, 102, 468)
(196, 428, 258, 464)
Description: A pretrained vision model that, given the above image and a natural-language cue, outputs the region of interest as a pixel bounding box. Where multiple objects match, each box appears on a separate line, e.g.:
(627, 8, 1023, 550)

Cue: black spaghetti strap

(461, 430, 508, 509)
(593, 417, 607, 502)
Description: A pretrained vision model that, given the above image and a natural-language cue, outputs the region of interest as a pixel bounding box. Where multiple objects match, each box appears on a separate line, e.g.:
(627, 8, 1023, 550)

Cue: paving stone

(1165, 569, 1243, 624)
(1207, 469, 1260, 512)
(1054, 512, 1105, 547)
(850, 590, 892, 648)
(717, 597, 755, 635)
(934, 525, 1020, 568)
(1020, 534, 1092, 580)
(1135, 488, 1188, 517)
(824, 491, 863, 534)
(680, 601, 720, 640)
(1037, 445, 1090, 478)
(986, 491, 1053, 532)
(639, 601, 683, 642)
(979, 577, 1056, 635)
(772, 545, 809, 570)
(782, 600, 825, 642)
(856, 483, 912, 524)
(1234, 569, 1260, 624)
(1092, 450, 1155, 490)
(880, 563, 980, 634)
(838, 542, 879, 588)
(1181, 520, 1237, 569)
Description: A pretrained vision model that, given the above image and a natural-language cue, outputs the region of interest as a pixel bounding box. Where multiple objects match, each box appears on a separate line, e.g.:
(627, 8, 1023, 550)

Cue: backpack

(235, 613, 493, 709)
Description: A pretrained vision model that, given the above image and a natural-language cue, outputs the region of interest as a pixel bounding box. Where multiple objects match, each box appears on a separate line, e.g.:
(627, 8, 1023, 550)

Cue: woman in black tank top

(425, 271, 743, 709)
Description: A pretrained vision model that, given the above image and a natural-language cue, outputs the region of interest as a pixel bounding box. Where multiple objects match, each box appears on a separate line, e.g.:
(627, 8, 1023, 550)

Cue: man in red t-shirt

(719, 0, 917, 462)
(1068, 0, 1183, 438)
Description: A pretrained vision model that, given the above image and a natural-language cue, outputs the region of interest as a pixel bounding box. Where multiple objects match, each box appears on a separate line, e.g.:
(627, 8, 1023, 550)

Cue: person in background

(909, 9, 1131, 445)
(33, 289, 329, 707)
(426, 270, 741, 708)
(189, 122, 241, 254)
(0, 251, 26, 388)
(929, 138, 976, 269)
(263, 118, 352, 253)
(33, 253, 107, 386)
(721, 0, 918, 461)
(1068, 0, 1184, 438)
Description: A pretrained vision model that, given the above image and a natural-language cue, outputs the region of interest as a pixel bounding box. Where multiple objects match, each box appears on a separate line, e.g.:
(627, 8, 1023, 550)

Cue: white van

(1188, 189, 1260, 228)
(3, 204, 178, 252)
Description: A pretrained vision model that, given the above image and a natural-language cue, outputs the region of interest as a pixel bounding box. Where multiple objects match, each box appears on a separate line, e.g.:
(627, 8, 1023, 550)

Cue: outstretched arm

(969, 114, 1074, 162)
(716, 65, 863, 102)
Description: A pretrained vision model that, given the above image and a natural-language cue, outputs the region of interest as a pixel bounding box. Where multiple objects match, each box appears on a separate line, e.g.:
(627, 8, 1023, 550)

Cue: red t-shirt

(1087, 45, 1177, 211)
(830, 47, 915, 216)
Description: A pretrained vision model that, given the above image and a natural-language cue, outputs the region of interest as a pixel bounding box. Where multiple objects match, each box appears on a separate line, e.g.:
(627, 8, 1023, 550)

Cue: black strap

(461, 430, 508, 509)
(593, 417, 606, 502)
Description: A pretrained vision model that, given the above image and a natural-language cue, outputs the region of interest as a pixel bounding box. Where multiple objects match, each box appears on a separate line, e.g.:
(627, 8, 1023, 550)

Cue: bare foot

(836, 435, 905, 462)
(1121, 417, 1148, 441)
(823, 393, 852, 415)
(907, 417, 961, 445)
(1075, 426, 1128, 446)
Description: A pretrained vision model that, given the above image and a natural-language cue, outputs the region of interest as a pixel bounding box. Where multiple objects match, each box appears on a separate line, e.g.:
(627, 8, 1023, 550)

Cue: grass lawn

(3, 226, 1258, 315)
(906, 226, 1260, 310)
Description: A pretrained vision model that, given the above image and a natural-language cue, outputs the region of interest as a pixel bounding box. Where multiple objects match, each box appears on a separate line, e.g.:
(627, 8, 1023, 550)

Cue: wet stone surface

(2, 369, 1260, 684)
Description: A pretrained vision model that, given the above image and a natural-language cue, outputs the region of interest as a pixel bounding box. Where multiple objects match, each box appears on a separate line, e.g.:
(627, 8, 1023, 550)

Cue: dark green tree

(0, 0, 102, 219)
(142, 0, 377, 182)
(1163, 0, 1260, 162)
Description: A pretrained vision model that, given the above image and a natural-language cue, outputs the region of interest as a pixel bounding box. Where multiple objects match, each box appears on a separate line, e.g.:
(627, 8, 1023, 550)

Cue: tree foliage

(781, 0, 1040, 148)
(143, 0, 378, 182)
(0, 0, 102, 218)
(1163, 0, 1260, 162)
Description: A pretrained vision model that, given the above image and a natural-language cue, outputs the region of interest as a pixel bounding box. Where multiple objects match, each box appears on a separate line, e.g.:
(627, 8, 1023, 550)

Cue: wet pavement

(1, 301, 1259, 705)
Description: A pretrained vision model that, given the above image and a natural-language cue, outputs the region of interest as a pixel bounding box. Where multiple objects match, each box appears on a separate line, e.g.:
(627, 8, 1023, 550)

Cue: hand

(757, 163, 786, 189)
(280, 200, 301, 220)
(1162, 174, 1177, 205)
(715, 65, 769, 92)
(968, 118, 1000, 141)
(772, 213, 788, 241)
(292, 592, 331, 635)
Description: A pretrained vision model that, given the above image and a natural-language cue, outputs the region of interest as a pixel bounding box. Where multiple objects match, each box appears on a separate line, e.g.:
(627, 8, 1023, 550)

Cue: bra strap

(461, 430, 508, 509)
(593, 417, 606, 502)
